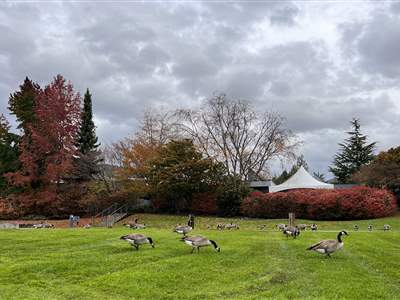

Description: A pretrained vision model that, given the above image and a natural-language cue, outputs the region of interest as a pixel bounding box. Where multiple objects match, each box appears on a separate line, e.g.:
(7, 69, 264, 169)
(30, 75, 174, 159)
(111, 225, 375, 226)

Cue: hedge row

(241, 187, 398, 220)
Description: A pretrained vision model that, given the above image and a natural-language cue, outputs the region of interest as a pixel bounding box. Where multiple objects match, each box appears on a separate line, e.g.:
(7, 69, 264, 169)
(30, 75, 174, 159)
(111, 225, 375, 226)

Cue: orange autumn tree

(115, 137, 160, 196)
(115, 109, 180, 197)
(6, 75, 81, 214)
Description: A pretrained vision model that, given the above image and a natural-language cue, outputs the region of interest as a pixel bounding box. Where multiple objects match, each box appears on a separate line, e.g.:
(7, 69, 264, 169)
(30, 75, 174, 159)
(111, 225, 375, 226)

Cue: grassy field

(1, 214, 400, 300)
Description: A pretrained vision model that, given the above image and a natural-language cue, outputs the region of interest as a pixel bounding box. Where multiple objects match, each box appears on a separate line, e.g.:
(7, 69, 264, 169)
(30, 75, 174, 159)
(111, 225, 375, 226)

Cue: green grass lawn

(1, 214, 400, 300)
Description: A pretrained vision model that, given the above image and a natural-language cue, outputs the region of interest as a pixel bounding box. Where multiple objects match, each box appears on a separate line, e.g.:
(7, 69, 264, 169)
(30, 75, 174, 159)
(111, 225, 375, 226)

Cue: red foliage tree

(6, 75, 81, 213)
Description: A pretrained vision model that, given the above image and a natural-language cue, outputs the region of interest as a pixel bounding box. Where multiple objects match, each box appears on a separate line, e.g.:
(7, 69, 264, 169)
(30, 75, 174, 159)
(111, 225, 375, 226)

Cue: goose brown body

(120, 234, 155, 250)
(283, 226, 300, 239)
(307, 231, 348, 257)
(182, 236, 220, 253)
(174, 225, 192, 235)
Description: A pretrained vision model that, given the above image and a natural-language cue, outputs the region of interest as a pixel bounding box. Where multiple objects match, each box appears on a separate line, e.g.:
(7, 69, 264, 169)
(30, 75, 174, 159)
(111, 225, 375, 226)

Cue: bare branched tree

(94, 144, 127, 192)
(137, 109, 181, 146)
(102, 143, 126, 168)
(177, 94, 299, 179)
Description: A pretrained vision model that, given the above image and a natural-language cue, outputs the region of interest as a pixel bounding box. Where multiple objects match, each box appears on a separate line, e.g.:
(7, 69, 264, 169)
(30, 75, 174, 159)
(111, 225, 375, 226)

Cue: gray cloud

(0, 1, 399, 177)
(358, 14, 400, 78)
(391, 2, 400, 14)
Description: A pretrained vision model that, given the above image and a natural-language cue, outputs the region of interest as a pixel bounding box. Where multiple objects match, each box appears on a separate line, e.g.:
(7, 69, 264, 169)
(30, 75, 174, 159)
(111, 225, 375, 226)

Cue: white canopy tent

(269, 166, 334, 193)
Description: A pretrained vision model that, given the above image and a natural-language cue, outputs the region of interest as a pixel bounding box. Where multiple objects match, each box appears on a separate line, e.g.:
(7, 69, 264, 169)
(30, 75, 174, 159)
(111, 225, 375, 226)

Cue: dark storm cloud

(0, 1, 399, 176)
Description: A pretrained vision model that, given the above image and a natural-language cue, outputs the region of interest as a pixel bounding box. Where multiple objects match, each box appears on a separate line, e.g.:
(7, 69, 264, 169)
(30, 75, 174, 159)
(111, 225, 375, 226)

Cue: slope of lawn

(0, 214, 399, 300)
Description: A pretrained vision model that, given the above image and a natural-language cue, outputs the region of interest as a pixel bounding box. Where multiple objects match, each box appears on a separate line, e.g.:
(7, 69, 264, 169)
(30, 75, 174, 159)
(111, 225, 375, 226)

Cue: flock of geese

(120, 219, 221, 253)
(119, 218, 393, 257)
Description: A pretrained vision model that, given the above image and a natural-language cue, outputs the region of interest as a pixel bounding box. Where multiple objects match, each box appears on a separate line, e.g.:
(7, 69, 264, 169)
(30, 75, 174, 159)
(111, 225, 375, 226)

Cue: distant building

(248, 180, 274, 193)
(333, 184, 359, 189)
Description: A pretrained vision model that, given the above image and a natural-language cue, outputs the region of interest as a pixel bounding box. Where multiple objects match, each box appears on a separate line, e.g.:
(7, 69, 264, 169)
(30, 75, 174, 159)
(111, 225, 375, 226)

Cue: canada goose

(33, 222, 54, 229)
(225, 223, 239, 230)
(120, 234, 155, 250)
(182, 236, 220, 253)
(174, 220, 192, 237)
(129, 223, 146, 229)
(383, 224, 391, 231)
(126, 218, 146, 229)
(368, 224, 373, 231)
(298, 224, 307, 231)
(216, 223, 225, 230)
(277, 224, 287, 231)
(353, 225, 359, 231)
(311, 223, 318, 231)
(307, 231, 349, 258)
(283, 226, 300, 239)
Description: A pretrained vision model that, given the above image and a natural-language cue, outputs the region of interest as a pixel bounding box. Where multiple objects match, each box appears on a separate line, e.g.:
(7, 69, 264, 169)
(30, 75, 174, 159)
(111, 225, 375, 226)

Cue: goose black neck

(209, 240, 218, 249)
(337, 232, 343, 243)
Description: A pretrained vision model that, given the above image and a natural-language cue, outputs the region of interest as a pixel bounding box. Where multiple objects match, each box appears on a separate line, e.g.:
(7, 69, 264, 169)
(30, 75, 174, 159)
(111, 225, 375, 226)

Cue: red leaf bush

(241, 187, 398, 220)
(191, 192, 218, 215)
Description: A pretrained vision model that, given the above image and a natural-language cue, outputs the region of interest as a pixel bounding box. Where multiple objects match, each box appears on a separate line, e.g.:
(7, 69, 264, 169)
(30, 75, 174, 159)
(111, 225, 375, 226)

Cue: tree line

(0, 79, 298, 217)
(1, 75, 398, 218)
(106, 94, 298, 216)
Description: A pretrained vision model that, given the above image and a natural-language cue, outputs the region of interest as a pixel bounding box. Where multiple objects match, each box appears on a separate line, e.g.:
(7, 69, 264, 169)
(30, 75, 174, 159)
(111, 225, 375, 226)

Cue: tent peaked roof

(269, 166, 334, 193)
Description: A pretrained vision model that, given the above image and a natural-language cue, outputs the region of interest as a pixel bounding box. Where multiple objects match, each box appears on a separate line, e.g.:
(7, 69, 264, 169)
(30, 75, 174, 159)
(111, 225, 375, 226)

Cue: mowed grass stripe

(1, 215, 400, 299)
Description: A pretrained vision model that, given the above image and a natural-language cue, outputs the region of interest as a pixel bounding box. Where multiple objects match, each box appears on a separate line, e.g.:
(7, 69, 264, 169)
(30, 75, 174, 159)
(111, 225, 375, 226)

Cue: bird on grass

(216, 223, 226, 230)
(307, 231, 348, 258)
(298, 224, 307, 231)
(283, 226, 300, 239)
(124, 218, 146, 229)
(182, 236, 220, 254)
(276, 224, 287, 231)
(310, 223, 318, 231)
(33, 222, 54, 229)
(383, 224, 391, 231)
(131, 218, 147, 229)
(258, 224, 267, 230)
(120, 234, 155, 251)
(368, 224, 373, 231)
(174, 220, 193, 237)
(225, 223, 240, 230)
(354, 225, 359, 231)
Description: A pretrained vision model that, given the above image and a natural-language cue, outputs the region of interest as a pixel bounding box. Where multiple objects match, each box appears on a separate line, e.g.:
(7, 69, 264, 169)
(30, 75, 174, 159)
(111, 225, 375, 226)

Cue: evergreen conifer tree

(8, 77, 40, 134)
(75, 89, 101, 181)
(329, 119, 376, 183)
(77, 89, 99, 154)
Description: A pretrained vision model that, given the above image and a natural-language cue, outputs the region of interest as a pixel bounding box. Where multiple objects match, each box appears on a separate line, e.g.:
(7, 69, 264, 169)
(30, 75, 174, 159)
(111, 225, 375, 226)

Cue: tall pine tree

(5, 77, 40, 193)
(329, 118, 376, 183)
(8, 77, 40, 134)
(75, 89, 101, 181)
(77, 89, 99, 154)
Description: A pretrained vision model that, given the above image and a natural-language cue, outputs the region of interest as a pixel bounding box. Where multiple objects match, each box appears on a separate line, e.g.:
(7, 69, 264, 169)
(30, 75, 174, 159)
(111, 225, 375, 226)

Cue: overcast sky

(1, 1, 400, 177)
